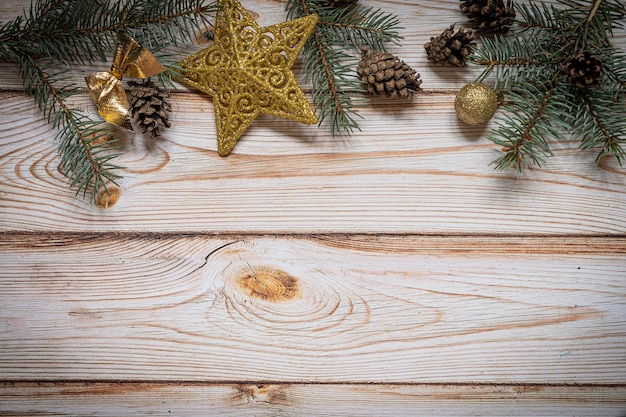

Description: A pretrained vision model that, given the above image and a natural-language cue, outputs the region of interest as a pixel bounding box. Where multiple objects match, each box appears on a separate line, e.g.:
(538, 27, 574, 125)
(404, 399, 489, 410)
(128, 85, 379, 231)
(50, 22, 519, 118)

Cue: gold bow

(86, 32, 166, 130)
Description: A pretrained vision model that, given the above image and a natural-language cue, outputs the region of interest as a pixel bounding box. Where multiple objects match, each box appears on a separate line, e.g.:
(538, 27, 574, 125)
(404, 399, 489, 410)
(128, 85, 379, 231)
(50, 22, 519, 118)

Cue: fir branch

(491, 73, 569, 170)
(304, 29, 363, 135)
(3, 0, 215, 65)
(285, 0, 402, 136)
(471, 0, 626, 169)
(123, 0, 216, 50)
(0, 0, 215, 202)
(516, 2, 567, 32)
(316, 5, 402, 51)
(18, 53, 121, 198)
(577, 91, 626, 163)
(474, 35, 560, 91)
(603, 51, 626, 92)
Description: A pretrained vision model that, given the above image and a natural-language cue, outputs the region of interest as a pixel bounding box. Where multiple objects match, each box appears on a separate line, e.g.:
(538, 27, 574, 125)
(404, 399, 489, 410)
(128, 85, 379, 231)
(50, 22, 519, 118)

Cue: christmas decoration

(471, 0, 626, 170)
(454, 83, 498, 126)
(0, 0, 214, 203)
(177, 0, 319, 156)
(565, 51, 603, 89)
(460, 0, 515, 33)
(424, 24, 475, 67)
(357, 47, 422, 98)
(285, 0, 402, 135)
(128, 81, 172, 137)
(85, 32, 166, 131)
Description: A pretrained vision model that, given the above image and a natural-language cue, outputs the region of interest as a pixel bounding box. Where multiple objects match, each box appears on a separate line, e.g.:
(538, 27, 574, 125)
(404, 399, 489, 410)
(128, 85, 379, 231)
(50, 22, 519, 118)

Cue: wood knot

(235, 266, 299, 302)
(231, 384, 287, 405)
(95, 185, 121, 209)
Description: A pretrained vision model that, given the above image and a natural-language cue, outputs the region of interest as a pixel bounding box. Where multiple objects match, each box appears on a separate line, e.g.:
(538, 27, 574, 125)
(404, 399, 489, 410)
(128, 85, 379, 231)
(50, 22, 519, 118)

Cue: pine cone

(460, 0, 515, 33)
(320, 0, 358, 7)
(127, 81, 172, 137)
(424, 24, 475, 67)
(566, 50, 603, 89)
(356, 47, 422, 99)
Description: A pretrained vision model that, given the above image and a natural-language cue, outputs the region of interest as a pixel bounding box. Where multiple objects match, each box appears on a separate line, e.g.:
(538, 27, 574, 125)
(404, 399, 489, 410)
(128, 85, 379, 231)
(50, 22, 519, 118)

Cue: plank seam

(1, 231, 626, 239)
(1, 380, 624, 387)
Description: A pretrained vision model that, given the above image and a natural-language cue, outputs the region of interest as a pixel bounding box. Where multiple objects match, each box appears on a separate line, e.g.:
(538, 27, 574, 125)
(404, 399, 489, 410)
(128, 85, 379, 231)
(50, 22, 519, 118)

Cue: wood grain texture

(1, 233, 624, 383)
(0, 1, 625, 233)
(1, 382, 625, 416)
(1, 0, 626, 413)
(2, 92, 625, 233)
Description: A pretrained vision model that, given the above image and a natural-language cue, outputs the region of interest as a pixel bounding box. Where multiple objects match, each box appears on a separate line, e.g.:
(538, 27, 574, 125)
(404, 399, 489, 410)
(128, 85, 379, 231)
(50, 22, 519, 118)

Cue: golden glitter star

(177, 0, 318, 156)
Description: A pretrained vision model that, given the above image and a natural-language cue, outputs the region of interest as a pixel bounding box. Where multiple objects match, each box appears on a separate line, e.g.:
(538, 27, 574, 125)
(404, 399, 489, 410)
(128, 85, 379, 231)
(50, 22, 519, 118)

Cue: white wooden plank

(0, 0, 623, 91)
(1, 382, 625, 417)
(0, 0, 497, 90)
(1, 234, 624, 383)
(1, 0, 625, 233)
(1, 92, 625, 233)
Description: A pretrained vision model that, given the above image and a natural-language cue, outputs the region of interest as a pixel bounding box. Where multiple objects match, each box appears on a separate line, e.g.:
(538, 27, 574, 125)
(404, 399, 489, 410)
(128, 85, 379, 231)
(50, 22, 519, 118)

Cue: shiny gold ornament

(86, 32, 166, 130)
(454, 82, 498, 125)
(176, 0, 319, 156)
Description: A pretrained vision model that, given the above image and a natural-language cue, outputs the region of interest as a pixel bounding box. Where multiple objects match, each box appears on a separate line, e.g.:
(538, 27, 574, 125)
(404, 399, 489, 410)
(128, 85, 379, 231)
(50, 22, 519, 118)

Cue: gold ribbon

(86, 32, 166, 130)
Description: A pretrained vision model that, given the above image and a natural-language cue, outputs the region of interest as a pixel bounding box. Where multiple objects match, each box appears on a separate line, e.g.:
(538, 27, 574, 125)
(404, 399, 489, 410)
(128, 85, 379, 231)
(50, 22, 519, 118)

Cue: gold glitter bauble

(454, 82, 498, 126)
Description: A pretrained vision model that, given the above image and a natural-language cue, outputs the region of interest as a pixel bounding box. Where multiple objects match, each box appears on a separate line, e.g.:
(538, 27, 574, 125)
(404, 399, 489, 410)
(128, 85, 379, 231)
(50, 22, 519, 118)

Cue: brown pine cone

(460, 0, 515, 33)
(127, 81, 172, 137)
(424, 24, 475, 67)
(357, 47, 422, 99)
(566, 50, 603, 89)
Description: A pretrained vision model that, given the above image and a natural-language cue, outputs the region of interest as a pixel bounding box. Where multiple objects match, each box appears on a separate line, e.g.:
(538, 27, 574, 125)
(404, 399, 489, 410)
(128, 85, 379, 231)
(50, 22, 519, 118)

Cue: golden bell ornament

(454, 82, 498, 126)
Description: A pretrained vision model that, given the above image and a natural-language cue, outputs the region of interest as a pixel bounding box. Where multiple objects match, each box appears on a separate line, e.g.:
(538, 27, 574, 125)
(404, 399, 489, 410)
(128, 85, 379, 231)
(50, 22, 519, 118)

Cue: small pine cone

(356, 47, 422, 99)
(320, 0, 358, 7)
(424, 24, 475, 67)
(127, 81, 172, 138)
(566, 50, 603, 89)
(460, 0, 515, 33)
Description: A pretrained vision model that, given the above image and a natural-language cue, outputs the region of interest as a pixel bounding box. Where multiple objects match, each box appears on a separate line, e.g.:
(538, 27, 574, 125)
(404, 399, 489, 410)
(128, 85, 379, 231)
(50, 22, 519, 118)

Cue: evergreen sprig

(285, 0, 402, 136)
(0, 0, 214, 202)
(18, 54, 122, 196)
(471, 0, 626, 170)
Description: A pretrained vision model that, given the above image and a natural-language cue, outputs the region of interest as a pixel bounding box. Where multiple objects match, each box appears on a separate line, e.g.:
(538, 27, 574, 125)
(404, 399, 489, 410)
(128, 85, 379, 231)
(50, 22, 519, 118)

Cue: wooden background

(1, 0, 625, 415)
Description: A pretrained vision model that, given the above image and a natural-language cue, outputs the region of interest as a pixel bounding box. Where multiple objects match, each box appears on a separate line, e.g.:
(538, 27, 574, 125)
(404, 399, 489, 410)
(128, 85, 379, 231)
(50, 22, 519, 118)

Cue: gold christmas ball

(454, 82, 498, 126)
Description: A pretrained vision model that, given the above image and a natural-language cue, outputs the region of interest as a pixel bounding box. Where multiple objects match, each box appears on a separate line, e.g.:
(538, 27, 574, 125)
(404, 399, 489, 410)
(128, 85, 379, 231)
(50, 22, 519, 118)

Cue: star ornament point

(177, 0, 318, 156)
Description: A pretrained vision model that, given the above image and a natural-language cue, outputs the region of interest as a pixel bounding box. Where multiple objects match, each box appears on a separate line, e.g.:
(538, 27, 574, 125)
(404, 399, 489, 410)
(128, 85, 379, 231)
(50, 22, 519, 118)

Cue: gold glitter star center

(177, 0, 318, 156)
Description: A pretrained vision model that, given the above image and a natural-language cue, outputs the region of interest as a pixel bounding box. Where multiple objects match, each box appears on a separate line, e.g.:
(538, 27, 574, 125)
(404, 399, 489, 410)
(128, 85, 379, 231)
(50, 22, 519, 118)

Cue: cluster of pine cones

(126, 0, 603, 124)
(423, 0, 514, 68)
(355, 0, 514, 96)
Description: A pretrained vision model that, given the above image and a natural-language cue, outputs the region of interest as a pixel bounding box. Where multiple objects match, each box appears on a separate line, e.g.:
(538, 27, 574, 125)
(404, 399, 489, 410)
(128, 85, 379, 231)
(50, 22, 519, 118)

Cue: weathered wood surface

(1, 1, 625, 233)
(2, 92, 626, 233)
(1, 234, 625, 382)
(1, 0, 625, 415)
(2, 382, 626, 416)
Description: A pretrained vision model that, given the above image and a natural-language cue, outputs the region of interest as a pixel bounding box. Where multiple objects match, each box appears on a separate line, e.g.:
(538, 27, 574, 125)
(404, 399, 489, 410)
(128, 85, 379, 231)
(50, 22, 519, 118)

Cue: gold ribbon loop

(86, 32, 166, 130)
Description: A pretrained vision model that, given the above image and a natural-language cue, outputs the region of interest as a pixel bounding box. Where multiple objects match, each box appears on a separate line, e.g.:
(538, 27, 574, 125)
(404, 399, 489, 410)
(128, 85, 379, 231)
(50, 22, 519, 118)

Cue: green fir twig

(18, 53, 122, 196)
(285, 0, 402, 136)
(0, 0, 215, 202)
(471, 0, 626, 170)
